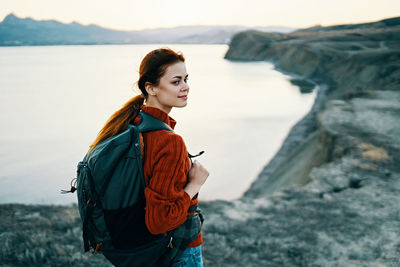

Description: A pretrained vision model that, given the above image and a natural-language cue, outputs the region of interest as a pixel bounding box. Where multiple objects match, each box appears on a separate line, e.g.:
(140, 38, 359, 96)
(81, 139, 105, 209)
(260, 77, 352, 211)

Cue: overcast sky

(1, 0, 399, 30)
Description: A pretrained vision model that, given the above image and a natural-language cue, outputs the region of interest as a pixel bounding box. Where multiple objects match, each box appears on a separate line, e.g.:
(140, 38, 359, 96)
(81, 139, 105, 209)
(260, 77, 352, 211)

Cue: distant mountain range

(0, 13, 296, 46)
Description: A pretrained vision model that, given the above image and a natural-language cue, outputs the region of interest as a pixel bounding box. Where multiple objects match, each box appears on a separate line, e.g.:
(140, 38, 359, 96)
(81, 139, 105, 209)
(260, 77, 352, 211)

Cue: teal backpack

(63, 110, 203, 267)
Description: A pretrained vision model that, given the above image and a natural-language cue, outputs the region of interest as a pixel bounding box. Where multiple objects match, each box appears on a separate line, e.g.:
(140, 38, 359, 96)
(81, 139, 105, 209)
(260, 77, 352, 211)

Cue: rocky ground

(1, 17, 399, 266)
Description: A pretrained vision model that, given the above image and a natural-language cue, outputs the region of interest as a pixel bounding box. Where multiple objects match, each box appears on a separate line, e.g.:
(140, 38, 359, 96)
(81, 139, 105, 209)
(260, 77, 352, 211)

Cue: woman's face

(146, 61, 189, 114)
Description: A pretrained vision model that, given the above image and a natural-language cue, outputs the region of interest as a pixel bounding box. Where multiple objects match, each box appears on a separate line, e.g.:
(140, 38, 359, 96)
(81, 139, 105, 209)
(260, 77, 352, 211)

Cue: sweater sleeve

(144, 132, 192, 235)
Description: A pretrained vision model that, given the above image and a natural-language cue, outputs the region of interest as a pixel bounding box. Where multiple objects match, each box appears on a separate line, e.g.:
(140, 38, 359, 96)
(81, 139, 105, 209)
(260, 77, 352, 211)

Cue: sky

(1, 0, 399, 31)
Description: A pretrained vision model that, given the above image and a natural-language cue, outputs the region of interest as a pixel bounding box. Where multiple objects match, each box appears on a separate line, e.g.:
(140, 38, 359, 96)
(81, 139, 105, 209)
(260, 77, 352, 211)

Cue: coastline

(224, 19, 400, 198)
(1, 17, 400, 266)
(244, 82, 329, 197)
(200, 17, 400, 265)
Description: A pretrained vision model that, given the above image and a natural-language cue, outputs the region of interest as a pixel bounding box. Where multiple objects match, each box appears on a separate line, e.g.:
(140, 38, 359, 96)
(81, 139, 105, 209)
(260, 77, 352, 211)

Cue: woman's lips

(178, 95, 188, 100)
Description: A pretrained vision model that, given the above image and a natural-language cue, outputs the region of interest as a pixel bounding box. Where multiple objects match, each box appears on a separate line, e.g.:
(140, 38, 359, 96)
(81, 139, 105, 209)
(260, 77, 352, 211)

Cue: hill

(0, 13, 295, 46)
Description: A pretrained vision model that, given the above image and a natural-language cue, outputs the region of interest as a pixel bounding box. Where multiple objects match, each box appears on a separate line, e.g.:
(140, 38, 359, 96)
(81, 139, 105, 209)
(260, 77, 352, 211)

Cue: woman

(89, 48, 209, 266)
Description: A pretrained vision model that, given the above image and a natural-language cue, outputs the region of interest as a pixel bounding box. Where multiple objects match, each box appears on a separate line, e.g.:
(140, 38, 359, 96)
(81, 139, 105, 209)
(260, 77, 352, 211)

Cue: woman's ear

(145, 82, 158, 96)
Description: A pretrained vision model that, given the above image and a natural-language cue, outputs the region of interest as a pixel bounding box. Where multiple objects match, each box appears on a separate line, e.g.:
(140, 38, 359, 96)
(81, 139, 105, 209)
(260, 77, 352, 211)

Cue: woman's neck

(145, 99, 172, 114)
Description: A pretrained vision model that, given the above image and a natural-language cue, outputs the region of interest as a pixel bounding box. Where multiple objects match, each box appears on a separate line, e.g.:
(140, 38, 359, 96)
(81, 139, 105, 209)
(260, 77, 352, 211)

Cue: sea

(0, 44, 315, 204)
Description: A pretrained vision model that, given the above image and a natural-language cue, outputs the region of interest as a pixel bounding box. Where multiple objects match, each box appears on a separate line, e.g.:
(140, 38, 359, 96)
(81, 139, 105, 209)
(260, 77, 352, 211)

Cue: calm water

(0, 44, 315, 204)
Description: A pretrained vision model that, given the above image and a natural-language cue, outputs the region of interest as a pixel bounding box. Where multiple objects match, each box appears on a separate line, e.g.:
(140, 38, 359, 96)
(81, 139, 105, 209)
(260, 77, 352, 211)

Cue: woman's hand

(184, 160, 209, 199)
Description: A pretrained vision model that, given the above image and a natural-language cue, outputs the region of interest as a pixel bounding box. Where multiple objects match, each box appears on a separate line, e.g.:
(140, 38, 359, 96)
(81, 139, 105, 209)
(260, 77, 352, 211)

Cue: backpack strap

(187, 205, 198, 213)
(137, 110, 173, 133)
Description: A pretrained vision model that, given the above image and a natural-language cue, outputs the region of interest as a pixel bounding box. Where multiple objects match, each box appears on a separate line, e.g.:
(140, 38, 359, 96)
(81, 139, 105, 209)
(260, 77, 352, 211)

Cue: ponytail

(88, 94, 144, 153)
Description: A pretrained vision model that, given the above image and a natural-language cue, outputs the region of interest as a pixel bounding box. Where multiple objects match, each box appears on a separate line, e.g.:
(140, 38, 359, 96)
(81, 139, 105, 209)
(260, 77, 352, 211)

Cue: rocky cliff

(226, 15, 400, 198)
(1, 17, 399, 266)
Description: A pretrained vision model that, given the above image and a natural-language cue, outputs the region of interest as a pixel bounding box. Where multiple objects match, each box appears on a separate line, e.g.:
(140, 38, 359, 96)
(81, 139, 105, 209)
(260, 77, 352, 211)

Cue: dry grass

(352, 163, 378, 171)
(358, 143, 390, 161)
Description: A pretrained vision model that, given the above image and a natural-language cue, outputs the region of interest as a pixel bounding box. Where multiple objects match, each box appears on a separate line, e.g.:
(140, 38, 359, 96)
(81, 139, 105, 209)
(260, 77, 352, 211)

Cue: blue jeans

(170, 245, 203, 267)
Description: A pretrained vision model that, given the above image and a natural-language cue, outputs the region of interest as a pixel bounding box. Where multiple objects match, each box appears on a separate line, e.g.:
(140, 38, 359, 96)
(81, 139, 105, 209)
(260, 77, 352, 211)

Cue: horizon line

(1, 12, 398, 32)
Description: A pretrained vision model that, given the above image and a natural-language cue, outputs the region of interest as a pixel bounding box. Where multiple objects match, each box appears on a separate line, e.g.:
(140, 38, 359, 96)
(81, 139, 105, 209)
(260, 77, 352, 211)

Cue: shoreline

(199, 17, 400, 265)
(1, 17, 399, 266)
(244, 78, 329, 197)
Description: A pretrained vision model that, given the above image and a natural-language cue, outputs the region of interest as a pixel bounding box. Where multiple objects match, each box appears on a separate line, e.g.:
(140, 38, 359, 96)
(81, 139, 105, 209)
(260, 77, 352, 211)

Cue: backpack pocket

(76, 161, 110, 251)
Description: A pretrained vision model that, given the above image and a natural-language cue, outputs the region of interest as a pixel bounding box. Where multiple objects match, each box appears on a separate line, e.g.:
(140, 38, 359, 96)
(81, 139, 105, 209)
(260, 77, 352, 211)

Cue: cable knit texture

(133, 105, 202, 248)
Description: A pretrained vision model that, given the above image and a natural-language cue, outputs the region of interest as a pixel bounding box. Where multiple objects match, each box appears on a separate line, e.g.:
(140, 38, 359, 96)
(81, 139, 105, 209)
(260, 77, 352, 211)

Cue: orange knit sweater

(133, 105, 202, 248)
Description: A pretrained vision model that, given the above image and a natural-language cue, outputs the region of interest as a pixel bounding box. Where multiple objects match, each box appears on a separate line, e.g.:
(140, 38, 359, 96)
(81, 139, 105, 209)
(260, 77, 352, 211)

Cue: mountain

(0, 13, 296, 46)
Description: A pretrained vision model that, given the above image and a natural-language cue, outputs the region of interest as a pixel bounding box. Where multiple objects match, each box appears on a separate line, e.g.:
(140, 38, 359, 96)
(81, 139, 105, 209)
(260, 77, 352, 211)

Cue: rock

(289, 78, 316, 93)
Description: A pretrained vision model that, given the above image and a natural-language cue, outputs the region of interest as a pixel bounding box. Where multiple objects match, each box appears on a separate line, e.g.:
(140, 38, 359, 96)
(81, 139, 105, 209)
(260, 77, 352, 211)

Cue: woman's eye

(184, 78, 188, 83)
(173, 80, 179, 85)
